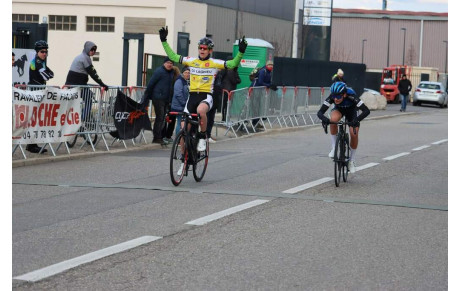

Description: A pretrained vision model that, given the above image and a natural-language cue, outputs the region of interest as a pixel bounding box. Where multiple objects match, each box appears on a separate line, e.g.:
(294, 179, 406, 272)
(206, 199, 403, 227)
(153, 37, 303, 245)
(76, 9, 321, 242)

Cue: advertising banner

(12, 87, 81, 144)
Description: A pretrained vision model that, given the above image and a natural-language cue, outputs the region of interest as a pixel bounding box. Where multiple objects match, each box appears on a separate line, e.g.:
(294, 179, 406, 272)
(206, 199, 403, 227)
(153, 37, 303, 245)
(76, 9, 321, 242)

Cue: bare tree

(260, 30, 291, 57)
(330, 45, 352, 62)
(406, 43, 417, 66)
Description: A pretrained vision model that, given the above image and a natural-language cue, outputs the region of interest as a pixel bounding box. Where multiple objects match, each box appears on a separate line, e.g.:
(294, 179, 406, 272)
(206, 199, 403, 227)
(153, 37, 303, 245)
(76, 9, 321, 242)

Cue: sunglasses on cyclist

(39, 50, 48, 54)
(198, 46, 209, 51)
(90, 47, 97, 52)
(332, 94, 345, 99)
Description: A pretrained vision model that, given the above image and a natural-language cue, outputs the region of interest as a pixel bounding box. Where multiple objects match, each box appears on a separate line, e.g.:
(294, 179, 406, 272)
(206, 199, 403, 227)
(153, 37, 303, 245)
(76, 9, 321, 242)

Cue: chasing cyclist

(317, 82, 370, 173)
(158, 26, 247, 152)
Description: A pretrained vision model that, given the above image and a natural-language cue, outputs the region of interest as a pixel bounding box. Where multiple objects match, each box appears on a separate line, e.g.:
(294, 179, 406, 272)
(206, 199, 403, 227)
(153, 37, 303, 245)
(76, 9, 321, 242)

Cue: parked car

(413, 81, 448, 108)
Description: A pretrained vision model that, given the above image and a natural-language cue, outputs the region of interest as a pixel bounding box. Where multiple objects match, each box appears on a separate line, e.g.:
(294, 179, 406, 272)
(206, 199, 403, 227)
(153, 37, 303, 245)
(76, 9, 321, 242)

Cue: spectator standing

(142, 57, 175, 145)
(12, 52, 15, 67)
(163, 65, 181, 143)
(26, 40, 54, 154)
(251, 60, 273, 128)
(332, 68, 346, 83)
(171, 66, 190, 136)
(221, 62, 241, 121)
(397, 74, 412, 112)
(65, 41, 108, 122)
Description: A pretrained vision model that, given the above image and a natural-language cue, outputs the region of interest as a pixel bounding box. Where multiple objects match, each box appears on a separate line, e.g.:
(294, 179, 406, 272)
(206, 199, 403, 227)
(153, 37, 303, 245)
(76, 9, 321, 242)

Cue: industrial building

(12, 0, 447, 87)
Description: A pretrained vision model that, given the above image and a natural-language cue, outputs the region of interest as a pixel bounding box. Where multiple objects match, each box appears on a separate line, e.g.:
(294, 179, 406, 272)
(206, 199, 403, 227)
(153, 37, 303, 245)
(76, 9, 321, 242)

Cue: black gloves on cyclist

(238, 36, 248, 53)
(350, 119, 360, 128)
(322, 118, 330, 126)
(159, 26, 168, 42)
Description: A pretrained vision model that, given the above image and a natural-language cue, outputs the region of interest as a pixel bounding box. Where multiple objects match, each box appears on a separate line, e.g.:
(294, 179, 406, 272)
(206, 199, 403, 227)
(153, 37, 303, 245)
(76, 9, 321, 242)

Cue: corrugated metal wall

(331, 17, 447, 71)
(206, 5, 293, 57)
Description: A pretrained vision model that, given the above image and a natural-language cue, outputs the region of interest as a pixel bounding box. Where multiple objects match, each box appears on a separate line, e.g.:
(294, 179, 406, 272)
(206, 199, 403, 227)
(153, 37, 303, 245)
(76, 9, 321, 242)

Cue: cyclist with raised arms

(317, 82, 370, 173)
(158, 26, 247, 151)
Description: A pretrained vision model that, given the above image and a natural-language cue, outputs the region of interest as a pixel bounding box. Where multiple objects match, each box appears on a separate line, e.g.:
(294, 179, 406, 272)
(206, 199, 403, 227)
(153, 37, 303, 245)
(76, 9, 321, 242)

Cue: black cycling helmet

(34, 40, 49, 52)
(330, 81, 347, 95)
(198, 37, 214, 50)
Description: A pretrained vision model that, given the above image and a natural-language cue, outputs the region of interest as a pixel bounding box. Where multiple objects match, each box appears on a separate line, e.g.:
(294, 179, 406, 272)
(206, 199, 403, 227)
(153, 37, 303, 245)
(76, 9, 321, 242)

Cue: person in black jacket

(142, 57, 175, 144)
(27, 40, 54, 154)
(397, 74, 412, 112)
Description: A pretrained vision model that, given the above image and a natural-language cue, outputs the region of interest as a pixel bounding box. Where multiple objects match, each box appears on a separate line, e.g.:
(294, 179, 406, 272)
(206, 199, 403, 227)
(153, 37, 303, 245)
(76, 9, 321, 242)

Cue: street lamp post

(361, 39, 367, 64)
(383, 16, 390, 67)
(443, 40, 448, 73)
(401, 28, 406, 65)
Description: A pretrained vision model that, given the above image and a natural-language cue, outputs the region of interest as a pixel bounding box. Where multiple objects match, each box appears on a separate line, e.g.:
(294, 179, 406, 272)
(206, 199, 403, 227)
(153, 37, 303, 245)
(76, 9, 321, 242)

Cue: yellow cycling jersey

(162, 41, 243, 94)
(181, 57, 225, 94)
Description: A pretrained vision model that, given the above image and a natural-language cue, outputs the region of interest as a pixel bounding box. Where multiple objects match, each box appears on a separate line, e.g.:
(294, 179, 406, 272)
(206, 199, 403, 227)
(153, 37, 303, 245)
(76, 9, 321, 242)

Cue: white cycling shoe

(328, 148, 335, 158)
(197, 139, 207, 152)
(348, 160, 356, 173)
(177, 163, 184, 176)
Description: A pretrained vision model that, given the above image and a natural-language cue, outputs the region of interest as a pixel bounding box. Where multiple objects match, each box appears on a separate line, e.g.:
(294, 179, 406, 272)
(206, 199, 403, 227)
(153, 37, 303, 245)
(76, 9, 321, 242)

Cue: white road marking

(13, 236, 162, 282)
(186, 199, 270, 226)
(412, 145, 430, 151)
(355, 162, 380, 172)
(282, 177, 334, 194)
(432, 139, 448, 145)
(383, 152, 410, 161)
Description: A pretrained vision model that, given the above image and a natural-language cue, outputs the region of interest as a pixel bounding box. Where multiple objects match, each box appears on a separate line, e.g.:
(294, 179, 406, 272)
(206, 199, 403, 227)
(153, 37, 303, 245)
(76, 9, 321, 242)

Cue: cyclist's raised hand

(238, 36, 248, 53)
(159, 26, 168, 42)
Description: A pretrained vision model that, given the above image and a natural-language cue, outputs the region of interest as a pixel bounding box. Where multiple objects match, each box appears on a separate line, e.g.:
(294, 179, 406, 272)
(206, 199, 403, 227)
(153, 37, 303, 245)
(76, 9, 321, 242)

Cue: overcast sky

(333, 0, 448, 13)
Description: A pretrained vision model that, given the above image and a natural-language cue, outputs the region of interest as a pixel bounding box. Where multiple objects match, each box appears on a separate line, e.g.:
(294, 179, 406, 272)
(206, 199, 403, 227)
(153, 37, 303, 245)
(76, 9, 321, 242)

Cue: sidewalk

(12, 104, 416, 167)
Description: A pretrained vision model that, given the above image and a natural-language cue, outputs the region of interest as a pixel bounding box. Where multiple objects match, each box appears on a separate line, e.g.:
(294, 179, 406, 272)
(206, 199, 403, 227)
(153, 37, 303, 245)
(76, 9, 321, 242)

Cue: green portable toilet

(233, 38, 275, 89)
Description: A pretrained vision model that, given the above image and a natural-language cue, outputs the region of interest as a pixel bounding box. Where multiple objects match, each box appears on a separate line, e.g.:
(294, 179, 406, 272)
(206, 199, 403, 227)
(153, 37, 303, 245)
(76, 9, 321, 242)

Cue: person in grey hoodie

(65, 41, 108, 121)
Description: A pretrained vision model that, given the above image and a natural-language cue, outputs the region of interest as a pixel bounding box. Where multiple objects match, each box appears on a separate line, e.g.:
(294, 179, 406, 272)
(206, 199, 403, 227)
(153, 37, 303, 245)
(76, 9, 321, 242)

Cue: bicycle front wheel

(193, 138, 209, 182)
(334, 134, 342, 187)
(170, 131, 187, 186)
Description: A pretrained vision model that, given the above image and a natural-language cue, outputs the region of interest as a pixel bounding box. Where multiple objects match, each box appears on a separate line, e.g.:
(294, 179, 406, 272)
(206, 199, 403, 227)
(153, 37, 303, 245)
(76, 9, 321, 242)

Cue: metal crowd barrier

(215, 86, 330, 137)
(12, 84, 63, 159)
(13, 84, 149, 160)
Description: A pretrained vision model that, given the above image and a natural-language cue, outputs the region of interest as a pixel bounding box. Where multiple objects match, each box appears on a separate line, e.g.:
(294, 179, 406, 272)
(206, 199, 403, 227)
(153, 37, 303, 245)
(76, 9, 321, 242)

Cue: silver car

(413, 81, 448, 108)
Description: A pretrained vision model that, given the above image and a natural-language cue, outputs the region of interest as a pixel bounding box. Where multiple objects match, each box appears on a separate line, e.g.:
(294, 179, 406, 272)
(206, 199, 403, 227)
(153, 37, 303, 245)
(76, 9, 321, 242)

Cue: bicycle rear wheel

(193, 138, 209, 182)
(334, 135, 342, 187)
(170, 131, 187, 186)
(342, 133, 350, 182)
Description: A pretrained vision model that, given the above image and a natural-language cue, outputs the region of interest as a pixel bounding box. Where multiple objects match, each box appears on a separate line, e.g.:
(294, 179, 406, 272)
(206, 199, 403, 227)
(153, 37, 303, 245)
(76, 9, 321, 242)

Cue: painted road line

(186, 199, 269, 226)
(13, 236, 162, 283)
(412, 145, 430, 151)
(432, 139, 448, 145)
(383, 152, 410, 161)
(355, 162, 380, 172)
(283, 177, 334, 194)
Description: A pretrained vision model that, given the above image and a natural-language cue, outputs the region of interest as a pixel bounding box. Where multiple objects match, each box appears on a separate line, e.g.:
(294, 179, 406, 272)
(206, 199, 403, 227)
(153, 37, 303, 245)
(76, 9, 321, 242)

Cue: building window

(49, 15, 77, 31)
(86, 16, 115, 32)
(12, 14, 39, 23)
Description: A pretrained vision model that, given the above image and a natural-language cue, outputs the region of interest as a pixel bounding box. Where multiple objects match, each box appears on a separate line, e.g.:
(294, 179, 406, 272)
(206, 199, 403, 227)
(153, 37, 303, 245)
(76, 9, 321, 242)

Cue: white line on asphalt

(383, 152, 410, 161)
(13, 236, 162, 283)
(432, 139, 448, 145)
(355, 162, 380, 172)
(412, 145, 430, 151)
(185, 199, 269, 226)
(282, 177, 334, 194)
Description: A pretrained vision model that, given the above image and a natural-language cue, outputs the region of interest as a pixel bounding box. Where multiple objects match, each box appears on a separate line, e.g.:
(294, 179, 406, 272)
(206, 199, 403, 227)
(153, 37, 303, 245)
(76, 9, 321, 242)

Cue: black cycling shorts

(185, 92, 213, 114)
(332, 106, 359, 125)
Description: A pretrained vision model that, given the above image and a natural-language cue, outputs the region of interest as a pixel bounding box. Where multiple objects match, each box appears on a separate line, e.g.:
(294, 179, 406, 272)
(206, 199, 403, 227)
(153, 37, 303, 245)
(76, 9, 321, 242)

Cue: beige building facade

(12, 0, 208, 87)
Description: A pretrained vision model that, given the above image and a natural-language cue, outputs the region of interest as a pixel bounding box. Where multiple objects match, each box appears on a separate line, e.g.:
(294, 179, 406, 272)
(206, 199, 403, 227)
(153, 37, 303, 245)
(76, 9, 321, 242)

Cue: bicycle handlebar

(323, 121, 357, 135)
